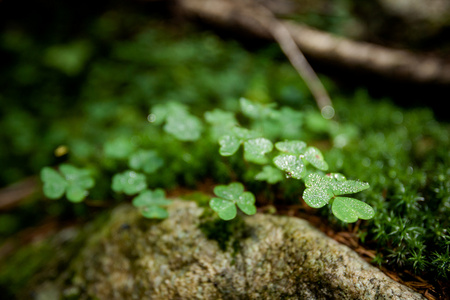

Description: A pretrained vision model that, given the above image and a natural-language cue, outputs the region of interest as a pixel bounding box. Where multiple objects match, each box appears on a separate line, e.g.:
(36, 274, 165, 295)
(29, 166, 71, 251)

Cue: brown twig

(250, 2, 334, 116)
(177, 0, 450, 87)
(0, 176, 38, 211)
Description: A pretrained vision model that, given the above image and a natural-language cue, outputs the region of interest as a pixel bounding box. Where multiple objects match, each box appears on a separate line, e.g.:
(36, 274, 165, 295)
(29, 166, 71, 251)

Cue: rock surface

(56, 200, 424, 299)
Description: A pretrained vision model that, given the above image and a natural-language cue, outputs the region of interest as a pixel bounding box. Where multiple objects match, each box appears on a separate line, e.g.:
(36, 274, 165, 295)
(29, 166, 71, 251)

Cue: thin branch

(251, 2, 334, 117)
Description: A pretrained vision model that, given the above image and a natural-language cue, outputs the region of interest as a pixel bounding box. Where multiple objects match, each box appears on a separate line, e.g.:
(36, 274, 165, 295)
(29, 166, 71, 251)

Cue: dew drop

(147, 114, 156, 123)
(321, 105, 335, 119)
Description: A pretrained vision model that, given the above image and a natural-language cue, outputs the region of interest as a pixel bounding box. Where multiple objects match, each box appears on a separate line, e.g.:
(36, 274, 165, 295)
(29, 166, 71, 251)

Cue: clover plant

(204, 109, 238, 141)
(132, 189, 172, 219)
(41, 164, 94, 202)
(211, 99, 374, 223)
(129, 150, 163, 174)
(255, 165, 284, 184)
(209, 182, 256, 220)
(151, 102, 203, 141)
(303, 173, 373, 222)
(239, 97, 276, 119)
(104, 137, 136, 160)
(219, 127, 273, 164)
(111, 170, 147, 195)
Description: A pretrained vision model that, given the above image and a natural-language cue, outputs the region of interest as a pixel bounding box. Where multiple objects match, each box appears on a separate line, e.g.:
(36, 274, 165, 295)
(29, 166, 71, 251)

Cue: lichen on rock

(33, 200, 424, 299)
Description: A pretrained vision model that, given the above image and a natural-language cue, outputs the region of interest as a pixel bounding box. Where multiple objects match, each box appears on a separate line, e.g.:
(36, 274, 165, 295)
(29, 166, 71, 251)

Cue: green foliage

(213, 99, 372, 223)
(210, 182, 257, 220)
(255, 165, 284, 184)
(273, 154, 306, 179)
(40, 164, 95, 202)
(151, 102, 203, 141)
(132, 189, 172, 219)
(112, 170, 147, 195)
(129, 150, 164, 174)
(204, 109, 238, 141)
(104, 137, 136, 160)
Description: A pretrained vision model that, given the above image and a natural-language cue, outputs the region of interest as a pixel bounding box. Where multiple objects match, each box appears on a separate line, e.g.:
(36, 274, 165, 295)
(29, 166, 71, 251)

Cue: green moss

(199, 211, 249, 252)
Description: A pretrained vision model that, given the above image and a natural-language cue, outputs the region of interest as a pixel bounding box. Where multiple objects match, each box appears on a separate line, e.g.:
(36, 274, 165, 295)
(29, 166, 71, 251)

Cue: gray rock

(65, 200, 424, 299)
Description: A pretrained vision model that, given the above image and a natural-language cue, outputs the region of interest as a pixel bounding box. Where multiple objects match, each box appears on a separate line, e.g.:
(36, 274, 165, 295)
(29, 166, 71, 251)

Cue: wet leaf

(243, 138, 273, 164)
(304, 146, 328, 171)
(210, 182, 256, 220)
(210, 198, 237, 220)
(60, 164, 94, 190)
(231, 127, 259, 140)
(140, 206, 170, 219)
(204, 109, 237, 140)
(273, 154, 306, 179)
(112, 170, 147, 195)
(303, 185, 333, 208)
(330, 180, 370, 196)
(41, 167, 67, 199)
(214, 182, 244, 201)
(204, 109, 237, 127)
(104, 137, 135, 159)
(132, 189, 171, 219)
(41, 164, 95, 202)
(237, 192, 256, 215)
(275, 140, 307, 155)
(218, 127, 260, 156)
(151, 102, 188, 125)
(303, 173, 372, 222)
(219, 134, 241, 156)
(305, 172, 329, 187)
(66, 185, 87, 202)
(129, 150, 164, 174)
(332, 197, 375, 223)
(239, 97, 275, 119)
(255, 165, 283, 184)
(164, 112, 203, 141)
(326, 173, 347, 182)
(132, 189, 170, 207)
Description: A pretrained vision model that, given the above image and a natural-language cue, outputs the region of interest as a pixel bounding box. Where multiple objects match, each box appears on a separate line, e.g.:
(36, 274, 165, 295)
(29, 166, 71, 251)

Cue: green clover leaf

(204, 109, 237, 127)
(104, 137, 136, 159)
(243, 138, 273, 164)
(275, 140, 307, 155)
(239, 98, 276, 119)
(304, 146, 328, 171)
(255, 165, 283, 184)
(112, 170, 147, 195)
(218, 127, 257, 156)
(129, 150, 164, 174)
(219, 134, 241, 156)
(303, 173, 333, 208)
(332, 197, 375, 223)
(209, 198, 237, 220)
(40, 164, 95, 202)
(210, 182, 256, 220)
(41, 167, 67, 199)
(275, 141, 328, 171)
(303, 173, 372, 222)
(329, 178, 370, 195)
(204, 109, 238, 141)
(150, 102, 188, 125)
(132, 189, 172, 219)
(151, 102, 203, 141)
(164, 112, 203, 141)
(273, 154, 306, 179)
